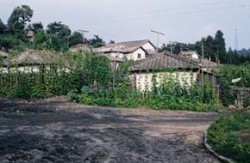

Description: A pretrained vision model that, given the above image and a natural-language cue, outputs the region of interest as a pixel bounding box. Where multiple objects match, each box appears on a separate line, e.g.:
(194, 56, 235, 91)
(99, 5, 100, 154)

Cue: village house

(180, 50, 220, 87)
(1, 50, 69, 73)
(129, 52, 219, 92)
(69, 44, 92, 53)
(129, 53, 200, 92)
(179, 51, 199, 60)
(95, 39, 156, 61)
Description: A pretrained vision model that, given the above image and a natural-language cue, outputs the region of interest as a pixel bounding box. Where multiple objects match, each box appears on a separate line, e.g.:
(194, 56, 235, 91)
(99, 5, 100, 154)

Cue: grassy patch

(207, 112, 250, 163)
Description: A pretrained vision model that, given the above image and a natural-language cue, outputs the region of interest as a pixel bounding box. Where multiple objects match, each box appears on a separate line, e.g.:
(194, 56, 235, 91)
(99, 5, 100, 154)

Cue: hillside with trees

(0, 5, 105, 52)
(161, 30, 250, 65)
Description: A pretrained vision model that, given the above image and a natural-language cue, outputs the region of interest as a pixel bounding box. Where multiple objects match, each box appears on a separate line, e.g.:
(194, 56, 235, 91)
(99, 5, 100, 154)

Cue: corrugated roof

(95, 39, 152, 53)
(129, 53, 199, 72)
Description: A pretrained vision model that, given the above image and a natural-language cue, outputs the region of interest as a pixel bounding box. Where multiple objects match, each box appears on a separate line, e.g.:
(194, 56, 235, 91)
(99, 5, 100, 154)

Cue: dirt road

(0, 97, 220, 163)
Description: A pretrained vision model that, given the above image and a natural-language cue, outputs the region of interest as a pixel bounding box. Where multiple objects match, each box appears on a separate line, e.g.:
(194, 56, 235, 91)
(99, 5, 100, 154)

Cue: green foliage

(0, 5, 33, 51)
(28, 22, 43, 33)
(69, 31, 84, 47)
(161, 30, 250, 64)
(0, 33, 26, 50)
(7, 5, 33, 40)
(0, 5, 108, 52)
(46, 22, 71, 51)
(33, 29, 47, 49)
(219, 64, 250, 106)
(144, 74, 220, 111)
(214, 30, 226, 63)
(82, 53, 111, 88)
(47, 21, 71, 36)
(70, 71, 222, 111)
(0, 51, 87, 98)
(207, 112, 250, 163)
(0, 19, 6, 34)
(87, 35, 105, 48)
(220, 64, 250, 88)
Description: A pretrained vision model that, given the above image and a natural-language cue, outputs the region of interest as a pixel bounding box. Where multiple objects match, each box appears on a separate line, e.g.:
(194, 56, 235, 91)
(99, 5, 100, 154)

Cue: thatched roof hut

(11, 50, 61, 66)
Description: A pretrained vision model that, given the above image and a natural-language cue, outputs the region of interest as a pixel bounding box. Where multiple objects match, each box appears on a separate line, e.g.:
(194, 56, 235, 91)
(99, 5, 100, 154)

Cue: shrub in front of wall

(207, 112, 250, 163)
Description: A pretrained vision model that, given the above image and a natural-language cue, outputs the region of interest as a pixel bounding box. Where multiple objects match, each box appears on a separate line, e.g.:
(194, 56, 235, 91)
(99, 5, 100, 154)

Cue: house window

(138, 53, 141, 59)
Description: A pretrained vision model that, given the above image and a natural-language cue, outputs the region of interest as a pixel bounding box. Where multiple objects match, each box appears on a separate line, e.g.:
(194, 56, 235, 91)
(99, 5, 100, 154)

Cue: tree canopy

(0, 4, 249, 65)
(161, 30, 250, 65)
(7, 5, 33, 34)
(69, 31, 84, 47)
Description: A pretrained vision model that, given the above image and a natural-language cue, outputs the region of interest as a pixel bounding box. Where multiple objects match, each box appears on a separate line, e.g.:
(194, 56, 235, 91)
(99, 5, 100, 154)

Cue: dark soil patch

(0, 97, 220, 163)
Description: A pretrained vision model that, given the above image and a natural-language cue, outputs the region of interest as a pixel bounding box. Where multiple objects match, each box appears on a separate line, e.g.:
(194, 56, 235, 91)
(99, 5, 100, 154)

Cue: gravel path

(0, 97, 220, 163)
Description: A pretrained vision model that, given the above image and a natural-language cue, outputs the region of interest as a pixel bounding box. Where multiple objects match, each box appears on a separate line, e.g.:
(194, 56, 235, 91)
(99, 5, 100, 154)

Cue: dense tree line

(0, 5, 106, 52)
(161, 30, 250, 65)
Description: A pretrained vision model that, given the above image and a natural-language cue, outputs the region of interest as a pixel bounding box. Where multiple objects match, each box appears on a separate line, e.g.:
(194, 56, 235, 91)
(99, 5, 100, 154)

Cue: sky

(1, 0, 250, 49)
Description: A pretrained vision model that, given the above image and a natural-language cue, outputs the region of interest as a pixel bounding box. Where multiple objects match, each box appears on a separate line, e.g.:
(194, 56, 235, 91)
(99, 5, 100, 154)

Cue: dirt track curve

(0, 97, 220, 163)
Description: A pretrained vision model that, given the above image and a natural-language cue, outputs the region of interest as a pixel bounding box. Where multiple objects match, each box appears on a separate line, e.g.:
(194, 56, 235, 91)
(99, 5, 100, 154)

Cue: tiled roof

(129, 53, 199, 72)
(95, 39, 152, 53)
(69, 44, 92, 52)
(99, 54, 124, 62)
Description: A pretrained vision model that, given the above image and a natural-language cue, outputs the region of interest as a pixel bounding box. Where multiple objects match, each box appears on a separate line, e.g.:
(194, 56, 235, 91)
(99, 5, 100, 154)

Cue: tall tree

(0, 19, 6, 34)
(214, 30, 226, 63)
(28, 22, 43, 33)
(203, 35, 215, 60)
(46, 22, 71, 51)
(69, 31, 83, 47)
(47, 21, 71, 37)
(7, 5, 33, 38)
(87, 35, 105, 48)
(33, 29, 47, 49)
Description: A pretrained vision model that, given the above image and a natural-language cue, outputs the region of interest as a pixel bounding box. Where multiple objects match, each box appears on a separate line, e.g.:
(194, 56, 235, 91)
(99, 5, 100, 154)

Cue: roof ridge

(166, 53, 199, 65)
(130, 54, 164, 69)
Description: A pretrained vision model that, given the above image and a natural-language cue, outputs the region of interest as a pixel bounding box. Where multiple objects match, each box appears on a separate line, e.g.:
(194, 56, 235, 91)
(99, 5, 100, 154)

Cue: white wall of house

(126, 48, 146, 61)
(0, 66, 70, 73)
(142, 42, 156, 51)
(109, 52, 124, 59)
(0, 66, 39, 73)
(106, 48, 146, 61)
(132, 71, 199, 92)
(191, 53, 199, 60)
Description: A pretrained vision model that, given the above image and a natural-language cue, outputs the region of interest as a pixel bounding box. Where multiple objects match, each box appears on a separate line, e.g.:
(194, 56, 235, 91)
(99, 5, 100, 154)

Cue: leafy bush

(69, 73, 222, 112)
(220, 64, 250, 106)
(0, 51, 112, 99)
(207, 112, 250, 163)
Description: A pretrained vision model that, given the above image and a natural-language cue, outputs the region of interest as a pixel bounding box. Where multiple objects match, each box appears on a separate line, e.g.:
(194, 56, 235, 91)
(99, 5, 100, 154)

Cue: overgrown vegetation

(68, 69, 222, 111)
(0, 5, 106, 52)
(0, 51, 97, 98)
(0, 5, 249, 111)
(219, 63, 250, 106)
(220, 63, 250, 88)
(1, 50, 249, 111)
(207, 112, 250, 163)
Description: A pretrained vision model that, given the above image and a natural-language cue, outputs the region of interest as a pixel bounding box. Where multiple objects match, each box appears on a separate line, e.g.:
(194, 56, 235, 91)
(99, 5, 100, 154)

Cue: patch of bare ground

(0, 97, 220, 163)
